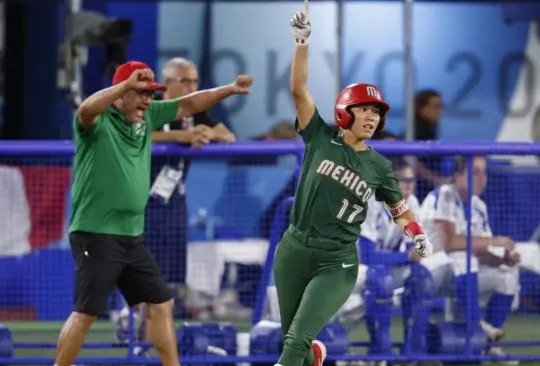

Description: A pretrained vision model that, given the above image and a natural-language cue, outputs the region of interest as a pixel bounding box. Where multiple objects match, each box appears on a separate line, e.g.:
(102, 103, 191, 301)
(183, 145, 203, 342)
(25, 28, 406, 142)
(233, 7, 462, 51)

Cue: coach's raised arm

(77, 60, 253, 130)
(77, 66, 159, 128)
(174, 74, 253, 121)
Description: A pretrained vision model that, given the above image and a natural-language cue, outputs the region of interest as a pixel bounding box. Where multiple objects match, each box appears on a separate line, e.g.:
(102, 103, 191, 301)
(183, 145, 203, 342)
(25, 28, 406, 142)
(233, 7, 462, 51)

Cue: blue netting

(0, 141, 539, 364)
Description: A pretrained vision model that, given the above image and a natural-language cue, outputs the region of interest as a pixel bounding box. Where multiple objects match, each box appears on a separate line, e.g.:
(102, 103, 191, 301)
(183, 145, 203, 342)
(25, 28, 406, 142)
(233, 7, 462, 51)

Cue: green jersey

(69, 100, 178, 236)
(290, 109, 403, 245)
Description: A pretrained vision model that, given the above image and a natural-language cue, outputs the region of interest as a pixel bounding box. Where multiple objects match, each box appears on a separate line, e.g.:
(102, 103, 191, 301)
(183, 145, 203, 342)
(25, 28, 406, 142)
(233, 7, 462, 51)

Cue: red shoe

(312, 340, 327, 366)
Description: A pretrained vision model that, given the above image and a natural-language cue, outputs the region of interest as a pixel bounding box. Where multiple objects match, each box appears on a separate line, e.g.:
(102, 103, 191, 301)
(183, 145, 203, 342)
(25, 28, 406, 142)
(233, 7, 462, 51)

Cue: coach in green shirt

(54, 61, 253, 366)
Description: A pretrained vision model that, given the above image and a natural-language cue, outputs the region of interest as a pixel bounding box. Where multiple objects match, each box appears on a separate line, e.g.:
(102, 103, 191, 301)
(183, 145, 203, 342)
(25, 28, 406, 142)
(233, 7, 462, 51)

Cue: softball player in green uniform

(273, 4, 434, 366)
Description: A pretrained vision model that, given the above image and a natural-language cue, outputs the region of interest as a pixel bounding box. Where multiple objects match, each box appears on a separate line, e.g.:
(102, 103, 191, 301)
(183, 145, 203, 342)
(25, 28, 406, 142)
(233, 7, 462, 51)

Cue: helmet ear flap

(335, 105, 354, 129)
(344, 106, 355, 129)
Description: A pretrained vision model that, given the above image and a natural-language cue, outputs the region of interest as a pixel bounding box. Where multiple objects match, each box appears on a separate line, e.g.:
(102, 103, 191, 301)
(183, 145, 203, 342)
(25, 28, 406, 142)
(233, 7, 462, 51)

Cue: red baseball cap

(112, 61, 166, 91)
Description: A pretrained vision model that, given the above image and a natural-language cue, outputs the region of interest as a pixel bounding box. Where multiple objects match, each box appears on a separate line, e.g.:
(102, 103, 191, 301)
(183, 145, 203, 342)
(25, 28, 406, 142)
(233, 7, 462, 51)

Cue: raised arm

(175, 76, 253, 121)
(290, 5, 316, 129)
(78, 68, 153, 128)
(150, 76, 253, 132)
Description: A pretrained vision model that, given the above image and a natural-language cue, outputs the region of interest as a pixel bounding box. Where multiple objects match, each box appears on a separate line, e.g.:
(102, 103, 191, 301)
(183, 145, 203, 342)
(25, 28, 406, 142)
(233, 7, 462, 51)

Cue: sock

(485, 292, 514, 329)
(454, 273, 481, 325)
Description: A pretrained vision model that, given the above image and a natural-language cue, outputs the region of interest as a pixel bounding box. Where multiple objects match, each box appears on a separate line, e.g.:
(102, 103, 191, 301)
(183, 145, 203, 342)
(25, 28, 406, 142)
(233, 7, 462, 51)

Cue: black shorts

(70, 231, 172, 316)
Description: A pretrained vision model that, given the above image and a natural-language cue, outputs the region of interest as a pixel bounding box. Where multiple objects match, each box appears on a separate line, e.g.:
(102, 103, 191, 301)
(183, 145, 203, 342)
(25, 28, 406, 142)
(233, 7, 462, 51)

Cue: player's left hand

(229, 75, 253, 94)
(503, 250, 521, 266)
(413, 234, 433, 258)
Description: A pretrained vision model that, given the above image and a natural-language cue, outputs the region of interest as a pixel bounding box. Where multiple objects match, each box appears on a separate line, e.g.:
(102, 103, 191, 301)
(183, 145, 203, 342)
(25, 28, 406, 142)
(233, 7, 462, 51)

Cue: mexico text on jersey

(289, 109, 403, 247)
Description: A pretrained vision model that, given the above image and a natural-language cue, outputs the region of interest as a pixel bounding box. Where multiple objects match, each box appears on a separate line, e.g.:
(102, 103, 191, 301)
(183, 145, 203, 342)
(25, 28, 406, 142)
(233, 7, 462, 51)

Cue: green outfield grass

(3, 314, 540, 365)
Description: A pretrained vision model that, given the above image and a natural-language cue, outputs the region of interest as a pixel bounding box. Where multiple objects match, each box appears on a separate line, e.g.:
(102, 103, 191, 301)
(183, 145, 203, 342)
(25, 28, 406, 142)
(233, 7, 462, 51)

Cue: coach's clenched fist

(228, 75, 254, 94)
(126, 68, 156, 90)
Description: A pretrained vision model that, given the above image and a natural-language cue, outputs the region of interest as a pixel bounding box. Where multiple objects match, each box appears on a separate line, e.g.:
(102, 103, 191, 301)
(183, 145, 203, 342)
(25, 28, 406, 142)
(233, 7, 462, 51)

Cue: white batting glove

(290, 12, 311, 45)
(413, 234, 433, 258)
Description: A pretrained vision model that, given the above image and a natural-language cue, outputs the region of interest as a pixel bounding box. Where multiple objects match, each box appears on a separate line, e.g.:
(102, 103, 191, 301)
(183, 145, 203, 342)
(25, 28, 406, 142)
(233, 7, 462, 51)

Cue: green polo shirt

(69, 100, 178, 236)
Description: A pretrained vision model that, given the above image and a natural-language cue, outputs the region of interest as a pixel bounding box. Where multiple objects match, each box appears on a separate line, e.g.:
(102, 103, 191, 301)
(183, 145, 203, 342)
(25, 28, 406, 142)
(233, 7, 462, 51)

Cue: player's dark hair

(452, 155, 485, 175)
(390, 157, 411, 172)
(414, 90, 441, 114)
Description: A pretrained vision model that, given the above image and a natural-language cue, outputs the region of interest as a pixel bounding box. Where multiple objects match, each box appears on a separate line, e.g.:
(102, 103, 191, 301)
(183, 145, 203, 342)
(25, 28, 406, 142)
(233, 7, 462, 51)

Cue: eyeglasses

(398, 177, 415, 184)
(168, 77, 199, 86)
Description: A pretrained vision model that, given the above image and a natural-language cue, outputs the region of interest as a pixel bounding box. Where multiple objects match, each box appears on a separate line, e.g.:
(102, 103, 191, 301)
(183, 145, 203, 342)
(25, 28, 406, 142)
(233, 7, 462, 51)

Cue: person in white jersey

(359, 158, 436, 359)
(420, 155, 520, 361)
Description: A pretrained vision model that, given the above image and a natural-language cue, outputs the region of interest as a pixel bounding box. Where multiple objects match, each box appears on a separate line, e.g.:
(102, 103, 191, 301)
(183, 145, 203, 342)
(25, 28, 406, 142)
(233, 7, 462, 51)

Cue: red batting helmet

(334, 83, 390, 131)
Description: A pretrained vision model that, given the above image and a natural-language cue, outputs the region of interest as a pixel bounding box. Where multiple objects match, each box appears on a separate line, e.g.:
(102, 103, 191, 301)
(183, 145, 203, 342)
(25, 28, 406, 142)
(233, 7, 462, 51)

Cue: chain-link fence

(0, 141, 539, 364)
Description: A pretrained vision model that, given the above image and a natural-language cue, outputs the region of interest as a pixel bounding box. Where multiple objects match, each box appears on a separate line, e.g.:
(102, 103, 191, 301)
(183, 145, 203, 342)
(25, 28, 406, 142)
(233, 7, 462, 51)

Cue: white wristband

(386, 200, 409, 218)
(295, 38, 309, 45)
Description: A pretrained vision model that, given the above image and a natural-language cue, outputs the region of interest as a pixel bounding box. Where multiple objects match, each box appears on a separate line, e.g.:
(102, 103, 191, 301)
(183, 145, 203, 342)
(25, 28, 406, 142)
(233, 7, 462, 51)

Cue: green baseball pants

(274, 225, 359, 366)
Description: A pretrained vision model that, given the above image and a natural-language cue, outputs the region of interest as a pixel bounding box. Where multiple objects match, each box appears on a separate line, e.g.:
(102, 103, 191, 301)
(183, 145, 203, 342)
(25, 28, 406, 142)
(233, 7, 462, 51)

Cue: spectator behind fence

(150, 57, 237, 285)
(149, 57, 237, 301)
(420, 156, 520, 360)
(404, 90, 448, 200)
(152, 57, 236, 147)
(355, 158, 427, 358)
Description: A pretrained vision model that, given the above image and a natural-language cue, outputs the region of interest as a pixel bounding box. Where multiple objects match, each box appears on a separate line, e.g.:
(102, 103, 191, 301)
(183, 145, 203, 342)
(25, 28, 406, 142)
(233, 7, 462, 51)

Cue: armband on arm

(386, 199, 426, 240)
(404, 221, 432, 258)
(403, 221, 424, 239)
(387, 200, 432, 257)
(386, 200, 409, 218)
